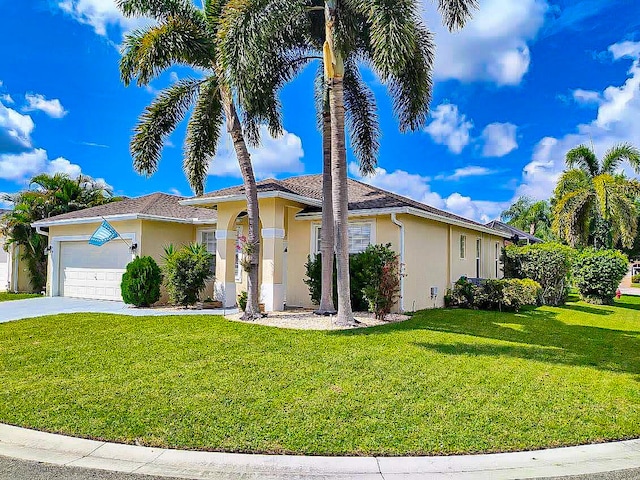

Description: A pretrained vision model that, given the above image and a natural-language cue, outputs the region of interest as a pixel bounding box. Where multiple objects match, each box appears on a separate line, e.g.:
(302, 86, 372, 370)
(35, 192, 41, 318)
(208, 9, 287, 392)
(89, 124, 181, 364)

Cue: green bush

(446, 276, 476, 308)
(572, 248, 628, 304)
(120, 256, 163, 307)
(360, 244, 401, 320)
(503, 242, 574, 306)
(237, 291, 248, 311)
(446, 276, 540, 312)
(304, 253, 369, 311)
(162, 243, 214, 307)
(632, 273, 640, 284)
(502, 278, 542, 312)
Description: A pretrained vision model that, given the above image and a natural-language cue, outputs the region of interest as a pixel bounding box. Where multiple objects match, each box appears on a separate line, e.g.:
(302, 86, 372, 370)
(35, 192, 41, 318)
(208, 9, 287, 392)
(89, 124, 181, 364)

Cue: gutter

(391, 213, 405, 313)
(35, 226, 49, 237)
(32, 214, 217, 228)
(181, 191, 322, 208)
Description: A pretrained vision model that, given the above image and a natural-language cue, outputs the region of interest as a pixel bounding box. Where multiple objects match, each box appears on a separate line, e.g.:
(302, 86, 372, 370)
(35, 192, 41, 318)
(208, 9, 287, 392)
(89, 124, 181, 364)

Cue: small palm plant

(553, 143, 640, 249)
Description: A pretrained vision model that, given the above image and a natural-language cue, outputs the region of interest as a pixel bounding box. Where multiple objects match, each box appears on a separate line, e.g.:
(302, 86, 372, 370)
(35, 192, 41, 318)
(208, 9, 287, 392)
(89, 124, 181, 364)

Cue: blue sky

(1, 0, 639, 222)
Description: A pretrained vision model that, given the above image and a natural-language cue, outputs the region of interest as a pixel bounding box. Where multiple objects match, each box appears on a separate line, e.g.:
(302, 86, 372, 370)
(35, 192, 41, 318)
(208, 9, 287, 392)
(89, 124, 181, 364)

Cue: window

(312, 222, 373, 256)
(235, 226, 243, 283)
(200, 230, 216, 275)
(495, 242, 500, 278)
(475, 238, 481, 278)
(459, 235, 467, 259)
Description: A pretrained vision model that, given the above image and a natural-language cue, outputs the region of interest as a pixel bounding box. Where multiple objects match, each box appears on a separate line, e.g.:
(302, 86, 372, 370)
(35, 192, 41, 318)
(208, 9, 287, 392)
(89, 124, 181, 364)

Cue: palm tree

(221, 0, 477, 324)
(1, 173, 114, 292)
(552, 143, 640, 249)
(501, 196, 553, 240)
(116, 0, 273, 319)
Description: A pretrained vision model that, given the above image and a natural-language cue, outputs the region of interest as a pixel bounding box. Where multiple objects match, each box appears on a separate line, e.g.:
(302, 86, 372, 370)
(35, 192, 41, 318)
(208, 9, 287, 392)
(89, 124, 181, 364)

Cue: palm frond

(120, 18, 213, 87)
(131, 79, 202, 177)
(565, 144, 599, 177)
(184, 77, 225, 196)
(552, 187, 594, 247)
(602, 143, 640, 174)
(436, 0, 479, 31)
(343, 58, 380, 175)
(117, 0, 201, 22)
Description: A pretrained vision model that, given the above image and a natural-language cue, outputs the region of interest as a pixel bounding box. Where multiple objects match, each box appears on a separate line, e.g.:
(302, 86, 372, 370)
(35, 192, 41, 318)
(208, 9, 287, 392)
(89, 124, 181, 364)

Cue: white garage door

(0, 246, 8, 292)
(59, 240, 131, 301)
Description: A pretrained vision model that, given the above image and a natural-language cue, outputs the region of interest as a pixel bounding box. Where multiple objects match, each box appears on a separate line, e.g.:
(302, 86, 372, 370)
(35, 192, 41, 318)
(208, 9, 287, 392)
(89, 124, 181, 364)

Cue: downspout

(35, 226, 49, 237)
(391, 213, 405, 312)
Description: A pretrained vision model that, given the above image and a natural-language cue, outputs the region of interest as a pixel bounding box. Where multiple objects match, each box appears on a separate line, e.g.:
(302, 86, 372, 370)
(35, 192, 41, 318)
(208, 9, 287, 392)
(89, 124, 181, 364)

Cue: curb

(1, 424, 640, 479)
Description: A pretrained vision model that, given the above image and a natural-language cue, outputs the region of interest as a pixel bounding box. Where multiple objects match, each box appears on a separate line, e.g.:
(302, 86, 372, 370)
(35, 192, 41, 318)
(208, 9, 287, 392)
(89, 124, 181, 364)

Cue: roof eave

(181, 191, 322, 208)
(32, 213, 217, 228)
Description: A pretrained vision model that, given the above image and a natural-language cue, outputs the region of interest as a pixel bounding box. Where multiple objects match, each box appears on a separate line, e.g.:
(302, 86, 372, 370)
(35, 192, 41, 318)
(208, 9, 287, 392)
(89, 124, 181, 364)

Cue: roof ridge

(139, 192, 167, 214)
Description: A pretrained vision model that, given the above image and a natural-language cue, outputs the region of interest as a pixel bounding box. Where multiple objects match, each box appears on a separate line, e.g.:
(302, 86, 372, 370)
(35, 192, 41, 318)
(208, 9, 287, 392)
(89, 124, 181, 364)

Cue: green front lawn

(1, 296, 639, 456)
(0, 292, 41, 302)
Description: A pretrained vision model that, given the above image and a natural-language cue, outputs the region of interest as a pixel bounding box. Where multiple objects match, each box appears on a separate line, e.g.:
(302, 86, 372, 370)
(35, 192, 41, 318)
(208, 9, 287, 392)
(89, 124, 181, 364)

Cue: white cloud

(437, 166, 496, 181)
(424, 103, 473, 154)
(170, 72, 179, 83)
(350, 162, 507, 223)
(572, 89, 601, 105)
(0, 193, 14, 210)
(23, 94, 68, 118)
(0, 94, 13, 104)
(422, 0, 548, 85)
(209, 126, 305, 179)
(0, 149, 83, 182)
(57, 0, 145, 37)
(169, 187, 182, 196)
(481, 122, 518, 157)
(517, 40, 640, 200)
(0, 99, 34, 152)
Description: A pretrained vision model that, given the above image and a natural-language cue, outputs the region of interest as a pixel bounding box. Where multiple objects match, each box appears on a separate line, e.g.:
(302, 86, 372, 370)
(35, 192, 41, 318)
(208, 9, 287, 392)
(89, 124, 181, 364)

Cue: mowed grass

(1, 296, 640, 456)
(0, 292, 40, 302)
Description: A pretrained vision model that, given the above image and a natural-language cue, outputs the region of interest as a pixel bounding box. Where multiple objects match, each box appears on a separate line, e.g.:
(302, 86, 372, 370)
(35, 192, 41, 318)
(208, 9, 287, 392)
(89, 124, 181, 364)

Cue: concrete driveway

(0, 297, 237, 323)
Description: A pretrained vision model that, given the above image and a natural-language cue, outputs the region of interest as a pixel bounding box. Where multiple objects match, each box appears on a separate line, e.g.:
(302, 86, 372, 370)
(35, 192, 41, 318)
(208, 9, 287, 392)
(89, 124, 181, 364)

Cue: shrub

(632, 273, 640, 284)
(503, 242, 574, 306)
(162, 243, 214, 307)
(304, 253, 368, 311)
(237, 291, 248, 312)
(120, 256, 163, 307)
(360, 244, 402, 320)
(446, 276, 540, 312)
(502, 278, 541, 312)
(572, 248, 628, 304)
(446, 276, 476, 308)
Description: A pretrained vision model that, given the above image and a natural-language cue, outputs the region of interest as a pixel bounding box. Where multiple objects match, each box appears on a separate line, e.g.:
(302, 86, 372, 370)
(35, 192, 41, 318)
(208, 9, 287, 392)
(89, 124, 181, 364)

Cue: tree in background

(552, 143, 640, 249)
(0, 173, 115, 292)
(501, 196, 553, 240)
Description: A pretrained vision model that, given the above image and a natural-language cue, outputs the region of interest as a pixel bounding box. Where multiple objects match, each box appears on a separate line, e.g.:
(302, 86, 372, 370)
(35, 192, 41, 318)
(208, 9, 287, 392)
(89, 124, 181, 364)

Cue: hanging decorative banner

(88, 220, 118, 246)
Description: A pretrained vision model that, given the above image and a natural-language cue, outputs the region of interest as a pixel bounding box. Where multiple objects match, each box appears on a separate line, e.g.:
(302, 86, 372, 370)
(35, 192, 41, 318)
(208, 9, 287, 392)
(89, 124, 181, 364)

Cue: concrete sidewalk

(1, 424, 639, 480)
(0, 297, 237, 324)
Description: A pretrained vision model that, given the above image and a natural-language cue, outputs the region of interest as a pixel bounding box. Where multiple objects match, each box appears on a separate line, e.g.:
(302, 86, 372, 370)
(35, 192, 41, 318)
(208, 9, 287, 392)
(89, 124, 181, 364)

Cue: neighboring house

(485, 220, 543, 245)
(33, 176, 510, 310)
(32, 193, 217, 301)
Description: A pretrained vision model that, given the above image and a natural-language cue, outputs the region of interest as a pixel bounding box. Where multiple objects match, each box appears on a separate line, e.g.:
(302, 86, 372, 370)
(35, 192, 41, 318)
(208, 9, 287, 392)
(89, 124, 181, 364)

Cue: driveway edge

(1, 424, 639, 479)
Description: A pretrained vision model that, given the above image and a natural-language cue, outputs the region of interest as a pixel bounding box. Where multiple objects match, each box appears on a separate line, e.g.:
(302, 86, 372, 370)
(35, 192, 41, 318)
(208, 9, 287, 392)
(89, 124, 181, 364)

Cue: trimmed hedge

(163, 243, 214, 307)
(573, 248, 628, 304)
(632, 274, 640, 284)
(503, 242, 574, 306)
(121, 256, 163, 307)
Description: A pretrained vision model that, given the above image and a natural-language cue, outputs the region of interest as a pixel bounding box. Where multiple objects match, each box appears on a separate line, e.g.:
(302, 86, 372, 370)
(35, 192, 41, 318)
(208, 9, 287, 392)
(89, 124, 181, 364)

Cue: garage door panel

(59, 240, 131, 301)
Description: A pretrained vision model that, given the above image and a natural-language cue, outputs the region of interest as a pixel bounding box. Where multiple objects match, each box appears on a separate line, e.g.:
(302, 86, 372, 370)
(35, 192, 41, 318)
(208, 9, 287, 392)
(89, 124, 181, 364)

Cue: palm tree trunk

(220, 87, 261, 320)
(325, 0, 355, 326)
(316, 109, 336, 315)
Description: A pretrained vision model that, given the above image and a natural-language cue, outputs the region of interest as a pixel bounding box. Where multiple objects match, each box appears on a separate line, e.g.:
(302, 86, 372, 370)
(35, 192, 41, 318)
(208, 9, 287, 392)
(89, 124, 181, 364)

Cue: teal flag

(89, 220, 118, 246)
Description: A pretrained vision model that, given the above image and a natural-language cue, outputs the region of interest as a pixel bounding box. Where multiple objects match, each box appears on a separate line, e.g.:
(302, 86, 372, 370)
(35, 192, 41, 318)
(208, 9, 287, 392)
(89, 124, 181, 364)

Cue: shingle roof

(197, 174, 487, 228)
(33, 193, 217, 225)
(485, 220, 543, 243)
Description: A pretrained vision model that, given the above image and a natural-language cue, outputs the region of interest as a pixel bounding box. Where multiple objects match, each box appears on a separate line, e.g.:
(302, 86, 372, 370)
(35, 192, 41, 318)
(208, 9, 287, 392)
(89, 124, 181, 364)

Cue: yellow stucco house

(32, 175, 510, 311)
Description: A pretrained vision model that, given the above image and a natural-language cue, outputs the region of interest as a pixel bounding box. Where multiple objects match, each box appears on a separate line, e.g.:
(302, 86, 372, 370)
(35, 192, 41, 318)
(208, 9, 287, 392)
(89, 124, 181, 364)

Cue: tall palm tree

(116, 0, 274, 319)
(221, 0, 477, 324)
(552, 143, 640, 249)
